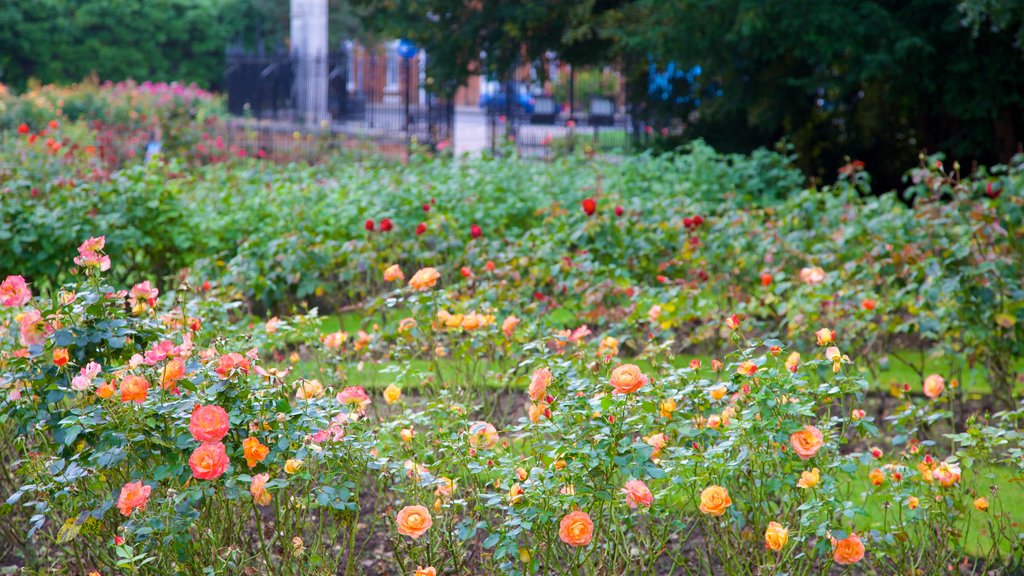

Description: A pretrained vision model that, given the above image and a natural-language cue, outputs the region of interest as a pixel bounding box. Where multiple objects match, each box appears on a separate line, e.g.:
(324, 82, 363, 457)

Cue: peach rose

(659, 398, 677, 419)
(396, 505, 433, 539)
(243, 436, 270, 468)
(923, 374, 944, 399)
(797, 468, 820, 489)
(699, 485, 732, 516)
(609, 364, 647, 394)
(907, 496, 919, 510)
(764, 521, 788, 551)
(790, 425, 824, 460)
(250, 473, 271, 506)
(189, 442, 229, 480)
(598, 336, 619, 357)
(529, 368, 551, 401)
(868, 468, 885, 486)
(398, 317, 417, 333)
(832, 532, 865, 565)
(190, 404, 230, 443)
(933, 461, 961, 487)
(414, 567, 436, 576)
(558, 510, 594, 547)
(120, 375, 150, 404)
(621, 479, 653, 509)
(468, 421, 499, 449)
(501, 315, 519, 337)
(116, 481, 152, 517)
(383, 264, 404, 282)
(295, 379, 325, 400)
(408, 267, 441, 291)
(799, 266, 826, 285)
(974, 497, 988, 511)
(815, 328, 835, 346)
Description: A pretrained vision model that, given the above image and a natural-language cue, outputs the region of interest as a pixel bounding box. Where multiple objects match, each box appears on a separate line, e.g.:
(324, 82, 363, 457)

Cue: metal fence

(225, 45, 454, 158)
(484, 57, 649, 160)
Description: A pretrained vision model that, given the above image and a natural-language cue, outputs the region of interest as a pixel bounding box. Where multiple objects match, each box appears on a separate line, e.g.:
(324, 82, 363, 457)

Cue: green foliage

(0, 0, 257, 90)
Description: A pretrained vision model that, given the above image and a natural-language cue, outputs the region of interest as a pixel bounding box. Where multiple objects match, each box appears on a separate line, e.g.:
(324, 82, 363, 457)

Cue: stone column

(290, 0, 329, 126)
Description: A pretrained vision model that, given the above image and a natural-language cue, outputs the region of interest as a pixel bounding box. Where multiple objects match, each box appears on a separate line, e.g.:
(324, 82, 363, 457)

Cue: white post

(290, 0, 329, 127)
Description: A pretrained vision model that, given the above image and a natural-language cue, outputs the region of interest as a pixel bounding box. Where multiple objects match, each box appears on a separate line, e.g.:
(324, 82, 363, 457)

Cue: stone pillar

(290, 0, 329, 126)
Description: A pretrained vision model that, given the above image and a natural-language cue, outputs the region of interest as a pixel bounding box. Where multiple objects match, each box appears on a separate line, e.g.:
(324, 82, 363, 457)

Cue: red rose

(416, 222, 427, 236)
(422, 203, 431, 212)
(365, 219, 375, 231)
(986, 182, 1001, 199)
(470, 224, 482, 239)
(17, 123, 30, 134)
(380, 218, 393, 231)
(615, 205, 624, 217)
(581, 198, 596, 216)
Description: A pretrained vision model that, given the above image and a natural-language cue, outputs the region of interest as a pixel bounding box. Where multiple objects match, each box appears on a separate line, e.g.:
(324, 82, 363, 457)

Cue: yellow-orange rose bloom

(765, 521, 788, 551)
(790, 425, 824, 460)
(396, 505, 433, 539)
(797, 468, 820, 489)
(529, 368, 551, 402)
(832, 532, 865, 565)
(285, 459, 304, 474)
(974, 497, 989, 511)
(408, 267, 440, 291)
(558, 510, 594, 547)
(383, 384, 402, 405)
(609, 364, 647, 394)
(699, 485, 732, 516)
(414, 567, 436, 576)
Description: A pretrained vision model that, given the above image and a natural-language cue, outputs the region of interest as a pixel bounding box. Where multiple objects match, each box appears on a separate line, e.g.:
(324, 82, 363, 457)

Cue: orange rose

(736, 360, 758, 376)
(508, 483, 525, 504)
(907, 496, 920, 510)
(189, 442, 229, 480)
(764, 521, 788, 551)
(709, 386, 727, 401)
(529, 368, 551, 401)
(53, 347, 69, 367)
(190, 404, 230, 443)
(558, 510, 594, 547)
(161, 358, 185, 392)
(789, 425, 824, 460)
(974, 497, 989, 511)
(116, 481, 152, 517)
(832, 532, 865, 565)
(923, 374, 944, 399)
(621, 479, 653, 509)
(785, 352, 801, 372)
(414, 567, 436, 576)
(609, 364, 647, 394)
(396, 505, 433, 539)
(96, 381, 116, 399)
(408, 267, 441, 291)
(250, 473, 272, 506)
(383, 264, 404, 282)
(699, 485, 732, 516)
(815, 328, 835, 346)
(120, 375, 150, 404)
(868, 468, 885, 486)
(243, 436, 270, 468)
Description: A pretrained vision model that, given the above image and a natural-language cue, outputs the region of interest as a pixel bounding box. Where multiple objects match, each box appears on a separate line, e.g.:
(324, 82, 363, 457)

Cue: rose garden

(2, 4, 1024, 574)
